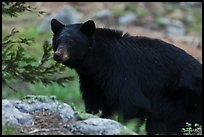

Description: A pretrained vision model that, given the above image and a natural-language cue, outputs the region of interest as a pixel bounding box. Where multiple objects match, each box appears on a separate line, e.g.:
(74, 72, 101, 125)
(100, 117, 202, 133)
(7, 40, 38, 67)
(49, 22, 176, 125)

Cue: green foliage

(2, 2, 73, 92)
(119, 118, 147, 135)
(112, 3, 146, 17)
(22, 95, 57, 103)
(127, 3, 147, 17)
(187, 9, 202, 37)
(2, 2, 45, 17)
(2, 30, 73, 89)
(125, 119, 147, 135)
(182, 123, 202, 135)
(112, 8, 125, 16)
(75, 112, 99, 120)
(2, 2, 33, 17)
(110, 113, 147, 135)
(2, 124, 20, 135)
(120, 129, 136, 135)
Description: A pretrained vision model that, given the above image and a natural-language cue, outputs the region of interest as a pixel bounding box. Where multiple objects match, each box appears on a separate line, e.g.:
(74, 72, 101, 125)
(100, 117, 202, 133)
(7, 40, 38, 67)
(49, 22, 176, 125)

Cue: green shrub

(182, 122, 202, 135)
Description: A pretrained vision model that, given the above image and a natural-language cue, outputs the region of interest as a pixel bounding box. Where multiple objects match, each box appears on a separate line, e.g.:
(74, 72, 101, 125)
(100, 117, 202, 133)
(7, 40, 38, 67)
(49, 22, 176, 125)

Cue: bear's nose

(54, 53, 62, 62)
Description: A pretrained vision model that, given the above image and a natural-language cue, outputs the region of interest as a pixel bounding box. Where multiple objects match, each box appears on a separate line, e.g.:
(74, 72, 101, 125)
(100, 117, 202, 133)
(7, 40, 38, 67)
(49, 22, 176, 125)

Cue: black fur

(51, 19, 202, 135)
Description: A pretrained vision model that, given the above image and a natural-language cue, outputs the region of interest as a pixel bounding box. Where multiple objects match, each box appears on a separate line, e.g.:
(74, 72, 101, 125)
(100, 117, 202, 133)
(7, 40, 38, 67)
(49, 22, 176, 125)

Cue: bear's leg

(118, 83, 151, 129)
(79, 76, 113, 117)
(146, 107, 184, 135)
(146, 115, 169, 135)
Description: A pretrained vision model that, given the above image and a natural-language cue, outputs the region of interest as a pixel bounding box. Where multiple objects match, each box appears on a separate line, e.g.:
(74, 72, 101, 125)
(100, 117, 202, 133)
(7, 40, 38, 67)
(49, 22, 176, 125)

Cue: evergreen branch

(2, 2, 72, 92)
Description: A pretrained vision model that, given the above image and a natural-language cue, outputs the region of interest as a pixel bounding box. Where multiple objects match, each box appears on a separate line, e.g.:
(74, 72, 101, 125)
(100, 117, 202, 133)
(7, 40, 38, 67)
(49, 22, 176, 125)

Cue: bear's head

(51, 19, 95, 68)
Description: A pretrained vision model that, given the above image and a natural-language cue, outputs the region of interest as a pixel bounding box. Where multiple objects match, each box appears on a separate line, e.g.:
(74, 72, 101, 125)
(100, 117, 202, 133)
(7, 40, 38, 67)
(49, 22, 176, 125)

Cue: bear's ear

(80, 20, 95, 36)
(51, 19, 65, 33)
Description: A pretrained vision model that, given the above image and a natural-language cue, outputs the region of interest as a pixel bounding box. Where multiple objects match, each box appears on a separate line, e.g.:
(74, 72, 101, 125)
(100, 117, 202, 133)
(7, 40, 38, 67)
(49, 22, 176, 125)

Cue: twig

(28, 128, 61, 134)
(3, 81, 18, 92)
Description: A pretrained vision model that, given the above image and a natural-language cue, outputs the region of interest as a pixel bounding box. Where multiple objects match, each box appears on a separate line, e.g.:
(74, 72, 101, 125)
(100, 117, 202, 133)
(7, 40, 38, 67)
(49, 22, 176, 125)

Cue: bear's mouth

(61, 53, 69, 63)
(54, 52, 69, 63)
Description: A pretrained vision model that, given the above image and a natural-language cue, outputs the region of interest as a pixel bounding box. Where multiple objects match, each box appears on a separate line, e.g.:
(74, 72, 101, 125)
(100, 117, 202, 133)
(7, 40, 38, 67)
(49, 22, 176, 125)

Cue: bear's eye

(69, 39, 73, 45)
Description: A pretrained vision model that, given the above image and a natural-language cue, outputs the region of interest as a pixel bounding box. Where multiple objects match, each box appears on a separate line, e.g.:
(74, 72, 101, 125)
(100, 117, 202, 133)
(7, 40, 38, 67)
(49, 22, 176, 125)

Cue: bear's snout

(54, 52, 62, 62)
(54, 46, 69, 63)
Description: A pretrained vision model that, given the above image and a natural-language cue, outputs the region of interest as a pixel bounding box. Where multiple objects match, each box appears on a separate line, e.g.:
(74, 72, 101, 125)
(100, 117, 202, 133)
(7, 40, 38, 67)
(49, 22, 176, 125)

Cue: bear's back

(91, 31, 201, 97)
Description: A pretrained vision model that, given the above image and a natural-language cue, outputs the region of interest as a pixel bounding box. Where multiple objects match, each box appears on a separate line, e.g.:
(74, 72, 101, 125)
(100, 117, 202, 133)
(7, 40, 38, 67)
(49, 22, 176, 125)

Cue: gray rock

(95, 9, 113, 19)
(2, 96, 137, 135)
(158, 18, 186, 35)
(13, 95, 60, 113)
(165, 20, 186, 36)
(185, 15, 194, 24)
(179, 2, 202, 8)
(65, 118, 136, 135)
(143, 22, 159, 30)
(58, 103, 76, 122)
(2, 95, 75, 128)
(117, 13, 137, 25)
(37, 5, 82, 34)
(94, 9, 115, 26)
(2, 99, 33, 127)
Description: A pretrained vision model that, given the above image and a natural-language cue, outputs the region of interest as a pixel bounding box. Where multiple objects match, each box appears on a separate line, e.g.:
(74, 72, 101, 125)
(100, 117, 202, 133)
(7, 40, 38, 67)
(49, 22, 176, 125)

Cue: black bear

(51, 19, 202, 135)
